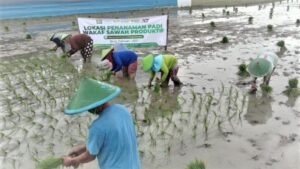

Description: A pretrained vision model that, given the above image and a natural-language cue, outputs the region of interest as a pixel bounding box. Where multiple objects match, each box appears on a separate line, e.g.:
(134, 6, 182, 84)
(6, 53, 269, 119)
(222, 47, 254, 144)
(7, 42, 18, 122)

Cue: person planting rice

(141, 54, 182, 88)
(62, 78, 141, 169)
(101, 43, 138, 79)
(247, 52, 278, 93)
(50, 33, 93, 63)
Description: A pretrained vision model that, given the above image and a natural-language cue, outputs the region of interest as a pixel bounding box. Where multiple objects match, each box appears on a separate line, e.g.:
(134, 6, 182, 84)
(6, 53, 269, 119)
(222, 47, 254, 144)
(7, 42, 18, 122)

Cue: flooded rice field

(0, 0, 299, 169)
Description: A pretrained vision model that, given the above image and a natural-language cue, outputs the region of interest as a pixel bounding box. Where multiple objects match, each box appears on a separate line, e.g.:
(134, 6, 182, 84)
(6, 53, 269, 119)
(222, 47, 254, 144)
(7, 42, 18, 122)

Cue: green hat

(247, 58, 272, 77)
(64, 78, 121, 115)
(141, 54, 154, 72)
(101, 48, 113, 61)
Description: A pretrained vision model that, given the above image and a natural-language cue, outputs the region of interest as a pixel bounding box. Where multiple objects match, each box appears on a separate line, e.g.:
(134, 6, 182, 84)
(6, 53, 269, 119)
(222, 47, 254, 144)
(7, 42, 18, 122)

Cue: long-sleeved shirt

(111, 50, 138, 72)
(150, 54, 177, 81)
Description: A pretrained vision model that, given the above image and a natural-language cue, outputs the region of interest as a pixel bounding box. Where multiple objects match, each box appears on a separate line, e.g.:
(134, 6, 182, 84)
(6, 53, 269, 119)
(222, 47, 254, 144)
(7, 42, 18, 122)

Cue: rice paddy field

(0, 0, 299, 169)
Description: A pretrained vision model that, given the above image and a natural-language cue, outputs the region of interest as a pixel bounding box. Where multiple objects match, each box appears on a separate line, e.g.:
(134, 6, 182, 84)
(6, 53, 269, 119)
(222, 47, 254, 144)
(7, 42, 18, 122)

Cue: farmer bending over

(50, 33, 93, 63)
(62, 78, 141, 169)
(101, 44, 138, 79)
(248, 52, 278, 93)
(141, 54, 182, 88)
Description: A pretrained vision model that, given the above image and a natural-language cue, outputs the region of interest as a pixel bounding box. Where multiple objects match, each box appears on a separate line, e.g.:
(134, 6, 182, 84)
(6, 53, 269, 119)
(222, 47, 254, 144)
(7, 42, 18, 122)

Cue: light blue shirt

(87, 104, 141, 169)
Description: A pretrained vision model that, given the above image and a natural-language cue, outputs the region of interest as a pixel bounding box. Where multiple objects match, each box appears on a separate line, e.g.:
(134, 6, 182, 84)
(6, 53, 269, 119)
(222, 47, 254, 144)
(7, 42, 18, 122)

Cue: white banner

(78, 15, 168, 47)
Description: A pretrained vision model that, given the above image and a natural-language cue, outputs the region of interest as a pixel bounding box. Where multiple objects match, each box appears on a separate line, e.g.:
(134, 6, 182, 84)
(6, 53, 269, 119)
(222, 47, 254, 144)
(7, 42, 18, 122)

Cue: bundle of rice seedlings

(248, 17, 253, 24)
(237, 63, 249, 76)
(260, 84, 272, 94)
(296, 19, 300, 25)
(36, 157, 63, 169)
(4, 26, 9, 31)
(26, 34, 32, 39)
(186, 159, 206, 169)
(226, 11, 230, 16)
(202, 13, 205, 18)
(284, 78, 300, 97)
(153, 78, 160, 93)
(22, 22, 26, 25)
(210, 21, 216, 28)
(288, 78, 298, 88)
(267, 24, 273, 31)
(276, 40, 285, 48)
(72, 21, 76, 26)
(221, 36, 229, 43)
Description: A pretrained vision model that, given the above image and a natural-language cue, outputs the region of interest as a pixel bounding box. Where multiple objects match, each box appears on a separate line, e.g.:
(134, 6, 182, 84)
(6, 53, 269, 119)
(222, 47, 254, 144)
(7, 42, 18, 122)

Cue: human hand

(63, 156, 79, 168)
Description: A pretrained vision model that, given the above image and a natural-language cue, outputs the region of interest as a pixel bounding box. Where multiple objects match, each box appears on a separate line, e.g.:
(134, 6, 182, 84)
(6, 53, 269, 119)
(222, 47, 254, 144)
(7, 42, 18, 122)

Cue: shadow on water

(244, 94, 273, 125)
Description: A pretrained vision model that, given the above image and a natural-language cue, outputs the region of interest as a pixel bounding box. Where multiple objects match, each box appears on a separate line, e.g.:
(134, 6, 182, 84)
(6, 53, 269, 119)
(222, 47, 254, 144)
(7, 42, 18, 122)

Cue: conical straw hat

(100, 48, 113, 61)
(64, 78, 121, 115)
(247, 58, 272, 77)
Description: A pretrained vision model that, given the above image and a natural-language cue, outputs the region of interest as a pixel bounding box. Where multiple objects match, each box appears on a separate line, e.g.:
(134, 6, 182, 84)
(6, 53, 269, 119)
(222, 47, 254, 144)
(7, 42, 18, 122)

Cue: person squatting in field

(141, 54, 182, 88)
(101, 43, 138, 79)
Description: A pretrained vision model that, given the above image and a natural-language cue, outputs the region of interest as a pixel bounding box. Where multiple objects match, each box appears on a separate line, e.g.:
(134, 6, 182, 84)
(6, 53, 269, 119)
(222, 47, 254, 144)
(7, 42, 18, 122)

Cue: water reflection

(244, 94, 273, 125)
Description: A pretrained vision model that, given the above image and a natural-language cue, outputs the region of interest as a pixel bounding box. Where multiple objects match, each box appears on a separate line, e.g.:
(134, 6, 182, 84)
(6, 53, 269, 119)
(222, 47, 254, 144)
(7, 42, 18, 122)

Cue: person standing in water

(62, 78, 141, 169)
(247, 52, 278, 93)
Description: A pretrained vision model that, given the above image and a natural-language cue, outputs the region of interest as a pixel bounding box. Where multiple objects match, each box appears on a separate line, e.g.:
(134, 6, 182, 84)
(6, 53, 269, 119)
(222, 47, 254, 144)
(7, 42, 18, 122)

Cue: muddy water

(0, 1, 299, 169)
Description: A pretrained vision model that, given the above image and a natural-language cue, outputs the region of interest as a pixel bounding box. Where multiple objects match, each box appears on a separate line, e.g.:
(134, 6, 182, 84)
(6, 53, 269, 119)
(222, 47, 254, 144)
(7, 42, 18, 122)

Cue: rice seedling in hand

(26, 34, 32, 39)
(248, 17, 253, 24)
(153, 78, 160, 93)
(210, 21, 216, 28)
(35, 157, 63, 169)
(260, 84, 272, 94)
(237, 63, 250, 77)
(221, 36, 229, 43)
(267, 24, 273, 31)
(186, 159, 206, 169)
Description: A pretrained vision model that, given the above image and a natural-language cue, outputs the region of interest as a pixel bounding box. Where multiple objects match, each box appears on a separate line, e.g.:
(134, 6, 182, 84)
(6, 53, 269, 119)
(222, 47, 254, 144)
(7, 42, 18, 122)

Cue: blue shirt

(111, 50, 138, 72)
(87, 104, 141, 169)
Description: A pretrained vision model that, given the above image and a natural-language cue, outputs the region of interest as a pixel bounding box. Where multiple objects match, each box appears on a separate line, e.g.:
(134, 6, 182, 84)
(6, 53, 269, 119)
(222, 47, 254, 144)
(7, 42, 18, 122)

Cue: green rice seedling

(26, 34, 32, 39)
(210, 21, 216, 28)
(72, 21, 76, 26)
(226, 86, 233, 116)
(260, 84, 272, 94)
(267, 24, 273, 31)
(222, 9, 226, 14)
(191, 89, 197, 103)
(22, 22, 26, 25)
(237, 63, 250, 76)
(276, 40, 285, 48)
(248, 17, 253, 24)
(221, 36, 229, 43)
(35, 157, 63, 169)
(186, 159, 206, 169)
(296, 19, 300, 25)
(202, 13, 205, 18)
(288, 78, 298, 88)
(284, 78, 300, 97)
(153, 78, 160, 93)
(226, 11, 230, 16)
(4, 26, 9, 31)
